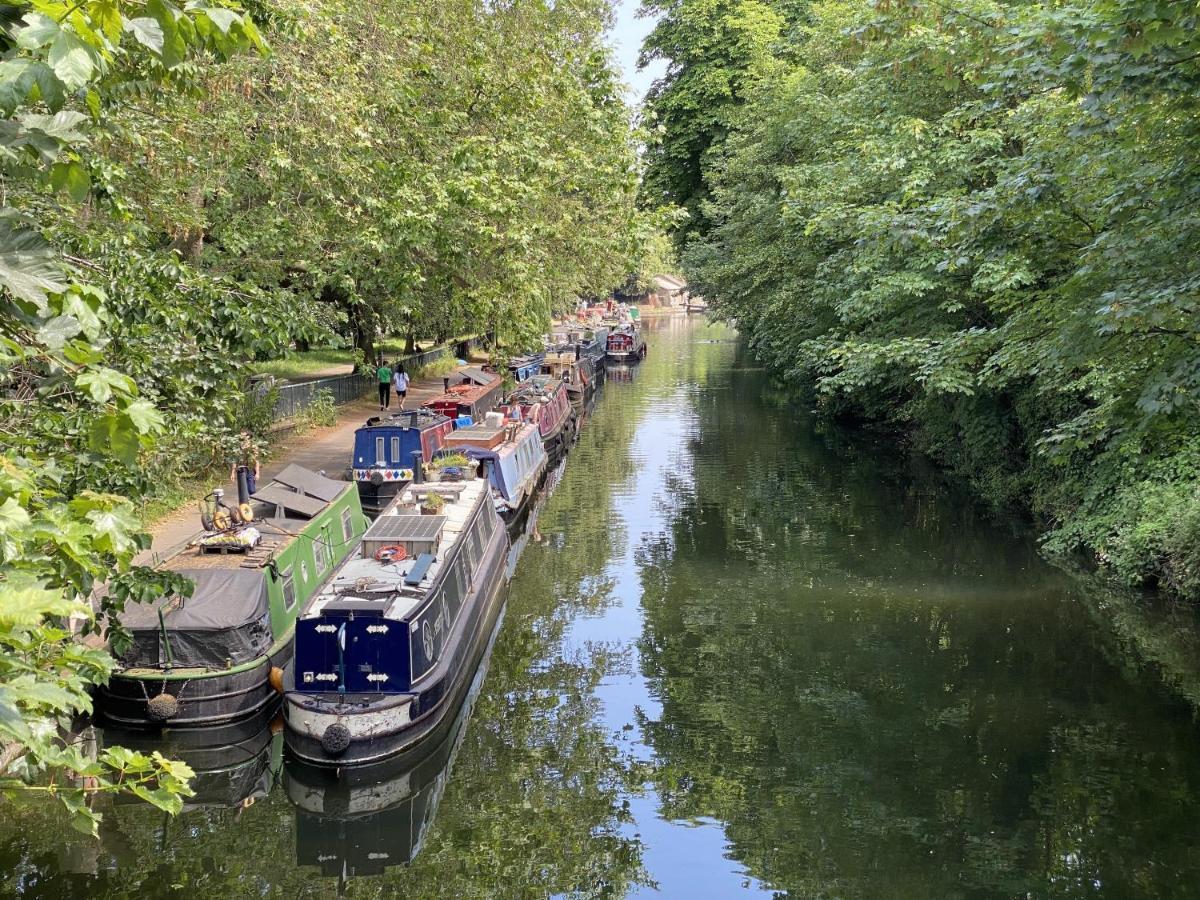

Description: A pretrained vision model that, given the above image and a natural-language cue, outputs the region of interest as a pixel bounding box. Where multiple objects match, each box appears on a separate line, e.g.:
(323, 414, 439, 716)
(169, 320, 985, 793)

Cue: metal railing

(268, 336, 487, 422)
(272, 371, 375, 420)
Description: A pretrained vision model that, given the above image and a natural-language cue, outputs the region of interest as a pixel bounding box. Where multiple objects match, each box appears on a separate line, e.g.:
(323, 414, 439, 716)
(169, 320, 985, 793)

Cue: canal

(6, 317, 1200, 897)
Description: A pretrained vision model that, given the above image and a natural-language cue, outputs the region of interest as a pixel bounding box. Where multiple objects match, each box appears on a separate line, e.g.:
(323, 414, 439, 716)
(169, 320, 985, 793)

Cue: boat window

(460, 529, 477, 576)
(282, 567, 296, 610)
(390, 436, 401, 462)
(469, 520, 485, 562)
(299, 560, 309, 584)
(313, 530, 328, 573)
(341, 508, 353, 542)
(443, 557, 465, 618)
(375, 436, 385, 466)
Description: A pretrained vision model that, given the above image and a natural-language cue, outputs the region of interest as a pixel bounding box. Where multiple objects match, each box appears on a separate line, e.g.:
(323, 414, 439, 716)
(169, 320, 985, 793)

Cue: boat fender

(146, 692, 178, 723)
(370, 470, 386, 486)
(269, 666, 285, 696)
(321, 722, 351, 757)
(239, 503, 254, 523)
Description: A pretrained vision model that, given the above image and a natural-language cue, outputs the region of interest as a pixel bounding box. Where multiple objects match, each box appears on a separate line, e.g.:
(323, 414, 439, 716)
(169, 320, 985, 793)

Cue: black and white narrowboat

(283, 474, 508, 767)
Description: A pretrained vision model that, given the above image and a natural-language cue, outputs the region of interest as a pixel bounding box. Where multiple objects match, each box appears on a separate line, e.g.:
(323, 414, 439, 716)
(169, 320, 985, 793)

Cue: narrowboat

(422, 366, 503, 424)
(507, 351, 545, 383)
(283, 473, 508, 767)
(542, 340, 603, 414)
(686, 297, 709, 314)
(98, 465, 368, 729)
(605, 323, 646, 361)
(287, 617, 492, 882)
(550, 324, 609, 366)
(443, 419, 548, 533)
(500, 374, 576, 463)
(350, 409, 456, 516)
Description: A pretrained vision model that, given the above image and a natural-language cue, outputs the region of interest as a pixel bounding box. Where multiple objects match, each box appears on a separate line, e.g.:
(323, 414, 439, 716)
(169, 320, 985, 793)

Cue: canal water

(5, 317, 1200, 897)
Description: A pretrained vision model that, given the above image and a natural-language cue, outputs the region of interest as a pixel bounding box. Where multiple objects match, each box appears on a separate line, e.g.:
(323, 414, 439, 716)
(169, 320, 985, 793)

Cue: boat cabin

(422, 367, 503, 423)
(443, 421, 547, 517)
(606, 324, 645, 360)
(351, 409, 455, 515)
(292, 477, 501, 698)
(501, 375, 573, 448)
(507, 352, 545, 383)
(116, 465, 368, 672)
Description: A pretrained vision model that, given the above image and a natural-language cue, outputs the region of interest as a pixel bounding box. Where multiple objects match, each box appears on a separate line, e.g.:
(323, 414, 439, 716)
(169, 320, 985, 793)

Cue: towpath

(141, 371, 453, 564)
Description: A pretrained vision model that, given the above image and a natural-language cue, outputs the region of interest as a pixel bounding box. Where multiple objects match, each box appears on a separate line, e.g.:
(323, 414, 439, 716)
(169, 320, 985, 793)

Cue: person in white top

(392, 365, 410, 409)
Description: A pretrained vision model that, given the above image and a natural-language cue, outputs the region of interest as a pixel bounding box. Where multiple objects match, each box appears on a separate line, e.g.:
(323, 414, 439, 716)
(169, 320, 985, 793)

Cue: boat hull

(283, 518, 508, 768)
(97, 636, 292, 730)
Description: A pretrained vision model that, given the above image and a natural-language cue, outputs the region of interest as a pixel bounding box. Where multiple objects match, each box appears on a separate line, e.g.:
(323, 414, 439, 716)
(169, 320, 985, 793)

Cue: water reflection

(6, 318, 1200, 897)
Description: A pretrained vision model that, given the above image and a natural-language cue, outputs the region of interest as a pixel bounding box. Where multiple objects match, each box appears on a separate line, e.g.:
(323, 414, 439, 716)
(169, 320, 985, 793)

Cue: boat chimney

(409, 410, 419, 427)
(443, 376, 450, 393)
(411, 449, 424, 484)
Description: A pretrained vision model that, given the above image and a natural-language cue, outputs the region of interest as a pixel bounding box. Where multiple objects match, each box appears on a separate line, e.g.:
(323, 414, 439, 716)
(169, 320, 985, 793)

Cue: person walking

(376, 358, 393, 410)
(229, 431, 261, 496)
(392, 365, 410, 409)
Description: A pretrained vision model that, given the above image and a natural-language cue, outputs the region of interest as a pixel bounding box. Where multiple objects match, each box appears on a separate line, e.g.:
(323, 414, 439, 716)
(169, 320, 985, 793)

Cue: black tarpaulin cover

(118, 568, 273, 669)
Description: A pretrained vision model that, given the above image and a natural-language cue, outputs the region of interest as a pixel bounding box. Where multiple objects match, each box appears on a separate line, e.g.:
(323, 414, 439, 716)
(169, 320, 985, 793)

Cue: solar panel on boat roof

(271, 464, 344, 502)
(363, 516, 447, 542)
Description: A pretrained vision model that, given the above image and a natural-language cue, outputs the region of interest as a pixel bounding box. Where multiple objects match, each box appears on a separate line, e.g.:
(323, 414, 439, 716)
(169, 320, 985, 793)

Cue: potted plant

(430, 452, 472, 482)
(420, 491, 444, 516)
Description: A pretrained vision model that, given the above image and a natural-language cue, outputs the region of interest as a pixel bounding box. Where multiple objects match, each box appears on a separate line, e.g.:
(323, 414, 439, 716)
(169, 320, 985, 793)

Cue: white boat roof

(302, 476, 487, 623)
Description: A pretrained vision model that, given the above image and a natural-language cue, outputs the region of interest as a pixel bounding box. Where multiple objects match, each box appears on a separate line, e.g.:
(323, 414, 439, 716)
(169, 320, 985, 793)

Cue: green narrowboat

(97, 465, 368, 729)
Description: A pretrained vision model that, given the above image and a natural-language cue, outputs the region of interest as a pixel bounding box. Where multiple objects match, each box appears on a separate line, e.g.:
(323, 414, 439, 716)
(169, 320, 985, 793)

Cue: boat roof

(445, 422, 540, 460)
(356, 409, 451, 432)
(163, 466, 350, 573)
(303, 477, 489, 623)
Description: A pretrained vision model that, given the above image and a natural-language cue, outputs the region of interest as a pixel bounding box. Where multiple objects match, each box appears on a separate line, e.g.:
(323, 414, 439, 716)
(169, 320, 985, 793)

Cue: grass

(254, 336, 471, 382)
(254, 348, 358, 380)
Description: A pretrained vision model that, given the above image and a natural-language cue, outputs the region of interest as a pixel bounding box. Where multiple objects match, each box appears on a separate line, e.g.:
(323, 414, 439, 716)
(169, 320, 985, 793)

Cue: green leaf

(0, 497, 32, 538)
(15, 13, 61, 51)
(126, 17, 164, 55)
(0, 59, 38, 117)
(49, 160, 90, 201)
(35, 314, 81, 349)
(76, 367, 135, 403)
(0, 214, 67, 309)
(200, 8, 239, 35)
(47, 31, 94, 91)
(122, 399, 165, 434)
(88, 412, 140, 465)
(0, 583, 81, 627)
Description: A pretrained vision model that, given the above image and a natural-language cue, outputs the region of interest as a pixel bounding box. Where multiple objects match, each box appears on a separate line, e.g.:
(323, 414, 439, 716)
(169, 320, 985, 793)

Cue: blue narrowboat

(507, 352, 545, 383)
(350, 409, 456, 516)
(284, 474, 508, 767)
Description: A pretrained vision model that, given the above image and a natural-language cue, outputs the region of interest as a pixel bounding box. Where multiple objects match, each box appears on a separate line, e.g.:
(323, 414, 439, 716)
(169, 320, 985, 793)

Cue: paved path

(141, 373, 451, 564)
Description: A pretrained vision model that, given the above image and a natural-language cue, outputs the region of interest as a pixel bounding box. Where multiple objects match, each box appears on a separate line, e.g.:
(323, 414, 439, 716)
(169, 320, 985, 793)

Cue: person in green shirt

(376, 360, 393, 410)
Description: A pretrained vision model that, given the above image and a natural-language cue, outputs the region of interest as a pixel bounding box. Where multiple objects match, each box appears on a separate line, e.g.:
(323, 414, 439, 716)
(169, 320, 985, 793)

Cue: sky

(608, 0, 667, 105)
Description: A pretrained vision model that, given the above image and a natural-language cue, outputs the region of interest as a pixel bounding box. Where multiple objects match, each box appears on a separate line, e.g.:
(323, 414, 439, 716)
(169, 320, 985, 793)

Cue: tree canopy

(0, 0, 645, 830)
(643, 0, 1200, 596)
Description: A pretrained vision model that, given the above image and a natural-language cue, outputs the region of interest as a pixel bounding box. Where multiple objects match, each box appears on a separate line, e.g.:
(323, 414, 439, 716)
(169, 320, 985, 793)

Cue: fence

(268, 336, 486, 422)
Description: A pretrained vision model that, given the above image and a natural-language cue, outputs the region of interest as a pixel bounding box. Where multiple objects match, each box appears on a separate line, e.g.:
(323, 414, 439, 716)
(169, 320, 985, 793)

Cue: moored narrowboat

(422, 366, 503, 424)
(605, 323, 646, 361)
(507, 352, 545, 383)
(443, 420, 548, 533)
(500, 374, 576, 462)
(542, 340, 603, 414)
(98, 465, 368, 729)
(284, 474, 508, 767)
(350, 409, 456, 516)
